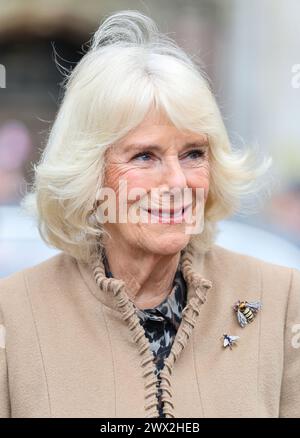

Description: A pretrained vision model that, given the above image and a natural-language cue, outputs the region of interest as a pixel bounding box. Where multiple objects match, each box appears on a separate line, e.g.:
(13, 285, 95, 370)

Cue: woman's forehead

(120, 124, 208, 147)
(118, 111, 207, 145)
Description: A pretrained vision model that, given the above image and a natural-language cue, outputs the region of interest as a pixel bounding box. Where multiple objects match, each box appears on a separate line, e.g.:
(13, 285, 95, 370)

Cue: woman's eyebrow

(124, 144, 162, 153)
(181, 141, 209, 149)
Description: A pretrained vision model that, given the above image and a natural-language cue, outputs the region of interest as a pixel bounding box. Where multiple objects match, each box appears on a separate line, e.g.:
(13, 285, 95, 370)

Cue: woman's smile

(140, 203, 193, 224)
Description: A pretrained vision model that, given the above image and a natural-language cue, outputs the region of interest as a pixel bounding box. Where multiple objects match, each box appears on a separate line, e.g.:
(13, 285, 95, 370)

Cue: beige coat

(0, 242, 299, 418)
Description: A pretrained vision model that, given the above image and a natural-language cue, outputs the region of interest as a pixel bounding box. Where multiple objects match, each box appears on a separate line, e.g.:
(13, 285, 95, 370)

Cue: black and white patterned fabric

(101, 251, 187, 417)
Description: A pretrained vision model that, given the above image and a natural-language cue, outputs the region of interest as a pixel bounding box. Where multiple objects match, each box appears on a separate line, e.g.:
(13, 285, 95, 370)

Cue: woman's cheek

(119, 167, 157, 193)
(105, 165, 145, 191)
(189, 169, 210, 202)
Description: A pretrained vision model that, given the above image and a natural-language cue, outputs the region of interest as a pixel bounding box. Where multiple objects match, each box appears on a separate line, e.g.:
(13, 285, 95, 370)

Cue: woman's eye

(132, 152, 154, 161)
(184, 149, 205, 160)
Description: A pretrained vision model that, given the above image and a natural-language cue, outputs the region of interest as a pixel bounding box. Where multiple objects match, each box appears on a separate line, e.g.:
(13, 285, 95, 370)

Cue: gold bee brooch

(233, 300, 262, 328)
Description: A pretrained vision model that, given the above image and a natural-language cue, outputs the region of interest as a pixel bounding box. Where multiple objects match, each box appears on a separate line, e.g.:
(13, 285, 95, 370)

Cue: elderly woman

(0, 11, 299, 419)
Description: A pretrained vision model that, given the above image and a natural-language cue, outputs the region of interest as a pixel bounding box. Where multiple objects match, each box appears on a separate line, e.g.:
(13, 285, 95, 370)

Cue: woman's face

(101, 111, 210, 255)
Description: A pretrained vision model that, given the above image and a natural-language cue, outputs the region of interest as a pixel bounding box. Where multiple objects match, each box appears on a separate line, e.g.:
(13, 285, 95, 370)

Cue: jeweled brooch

(233, 300, 262, 328)
(222, 334, 240, 349)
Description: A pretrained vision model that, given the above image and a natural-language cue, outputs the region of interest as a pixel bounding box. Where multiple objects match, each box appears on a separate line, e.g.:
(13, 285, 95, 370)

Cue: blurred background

(0, 0, 299, 277)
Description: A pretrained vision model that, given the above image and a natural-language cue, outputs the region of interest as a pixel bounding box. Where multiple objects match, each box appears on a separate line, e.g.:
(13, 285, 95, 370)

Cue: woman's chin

(143, 229, 191, 255)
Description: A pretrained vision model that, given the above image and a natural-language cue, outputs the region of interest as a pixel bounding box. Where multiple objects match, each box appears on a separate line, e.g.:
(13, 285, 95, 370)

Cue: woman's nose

(160, 158, 187, 190)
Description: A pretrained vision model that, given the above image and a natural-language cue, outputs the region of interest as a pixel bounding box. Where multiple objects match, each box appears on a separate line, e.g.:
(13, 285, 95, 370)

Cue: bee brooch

(233, 300, 262, 328)
(222, 334, 240, 349)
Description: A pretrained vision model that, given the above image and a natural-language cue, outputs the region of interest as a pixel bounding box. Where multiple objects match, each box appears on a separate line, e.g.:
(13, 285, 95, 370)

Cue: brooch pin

(233, 300, 262, 328)
(222, 334, 240, 349)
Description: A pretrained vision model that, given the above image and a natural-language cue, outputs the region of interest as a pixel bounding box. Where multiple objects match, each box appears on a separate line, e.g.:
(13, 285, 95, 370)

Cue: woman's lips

(141, 204, 192, 224)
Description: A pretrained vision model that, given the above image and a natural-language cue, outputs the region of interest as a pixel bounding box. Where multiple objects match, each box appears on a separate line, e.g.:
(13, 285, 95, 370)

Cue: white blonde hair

(22, 10, 272, 263)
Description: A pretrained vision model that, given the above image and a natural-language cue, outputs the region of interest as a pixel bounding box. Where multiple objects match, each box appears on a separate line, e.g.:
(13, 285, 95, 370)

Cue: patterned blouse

(102, 251, 187, 417)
